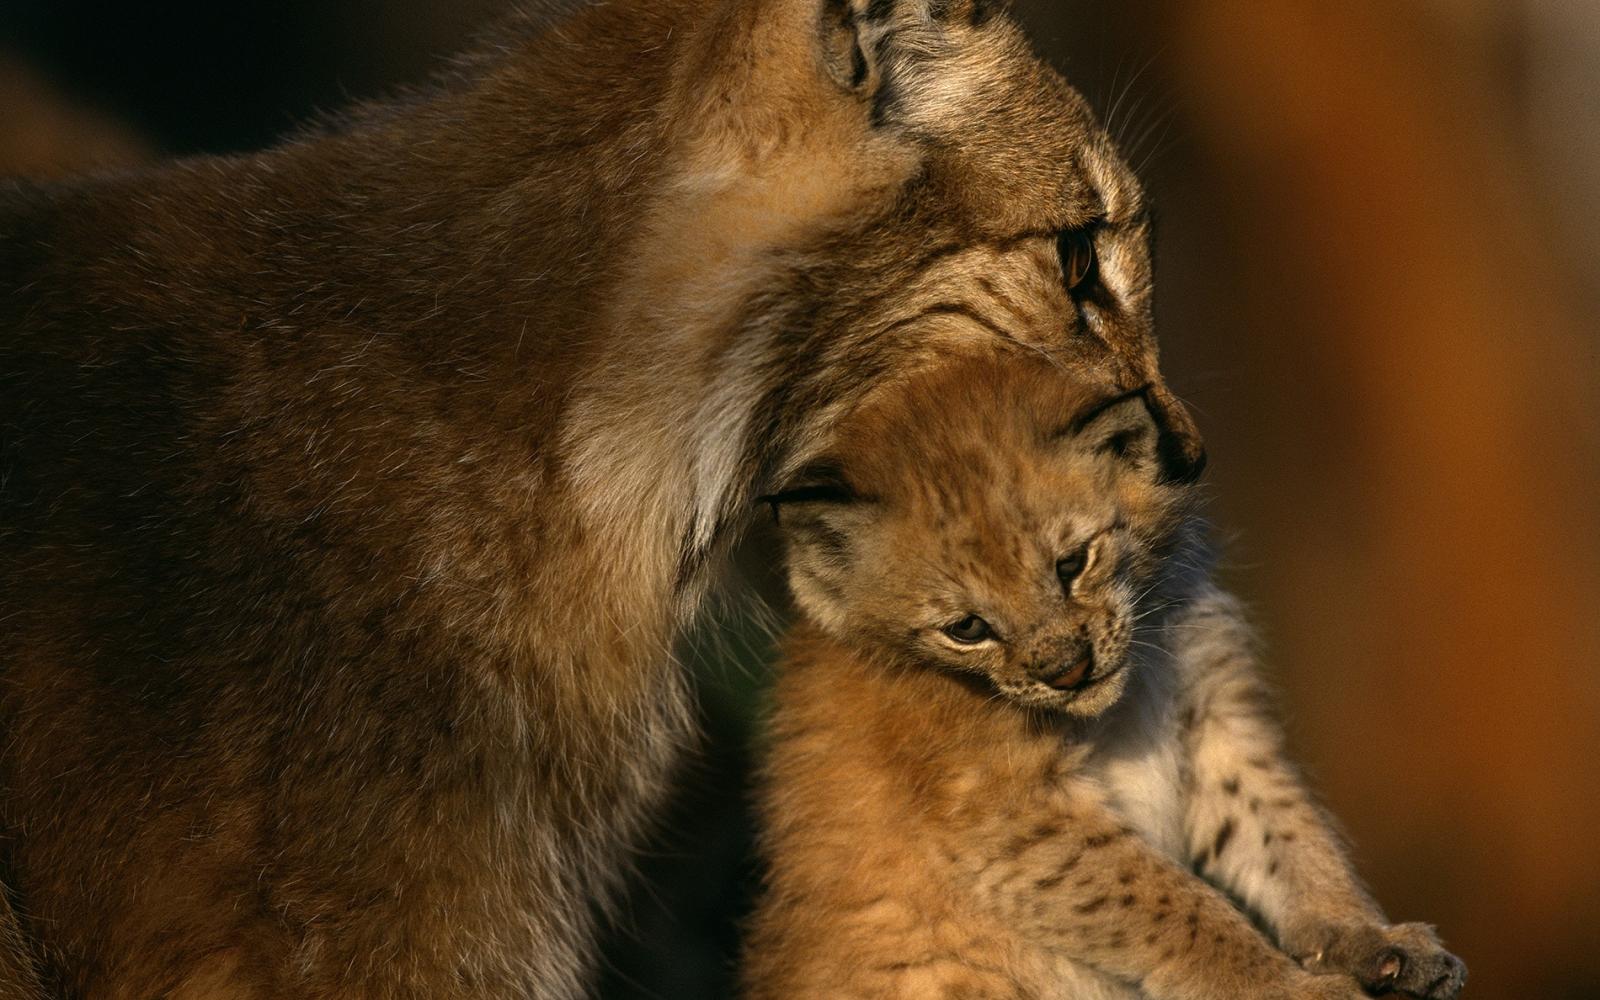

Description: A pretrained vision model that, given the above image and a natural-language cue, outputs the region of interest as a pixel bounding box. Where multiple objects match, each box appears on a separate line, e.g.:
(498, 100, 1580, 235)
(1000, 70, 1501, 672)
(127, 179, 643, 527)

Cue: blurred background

(2, 1, 1596, 997)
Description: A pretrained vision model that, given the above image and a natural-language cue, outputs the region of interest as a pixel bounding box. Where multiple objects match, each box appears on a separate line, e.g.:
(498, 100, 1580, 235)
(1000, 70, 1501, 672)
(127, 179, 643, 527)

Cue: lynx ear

(760, 459, 876, 626)
(756, 461, 859, 523)
(1068, 387, 1161, 474)
(818, 0, 1002, 97)
(820, 0, 874, 93)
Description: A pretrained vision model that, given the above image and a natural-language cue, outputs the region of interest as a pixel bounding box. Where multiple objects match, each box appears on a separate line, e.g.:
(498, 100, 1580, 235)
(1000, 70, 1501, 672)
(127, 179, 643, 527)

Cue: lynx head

(764, 355, 1199, 715)
(548, 0, 1206, 571)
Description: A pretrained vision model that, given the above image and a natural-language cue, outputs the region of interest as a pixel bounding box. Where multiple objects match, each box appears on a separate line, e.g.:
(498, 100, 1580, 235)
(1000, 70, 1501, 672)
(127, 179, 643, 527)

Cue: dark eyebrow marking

(838, 231, 1064, 336)
(874, 301, 1025, 346)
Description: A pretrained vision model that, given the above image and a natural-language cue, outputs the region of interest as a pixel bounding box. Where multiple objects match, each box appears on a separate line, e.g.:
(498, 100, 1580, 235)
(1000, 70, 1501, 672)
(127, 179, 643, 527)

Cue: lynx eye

(1056, 228, 1097, 293)
(1057, 545, 1090, 589)
(942, 615, 995, 645)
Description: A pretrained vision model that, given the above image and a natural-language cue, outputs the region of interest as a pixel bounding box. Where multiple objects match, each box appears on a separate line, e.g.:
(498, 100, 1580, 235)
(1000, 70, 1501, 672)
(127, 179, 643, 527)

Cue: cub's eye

(942, 615, 995, 645)
(1056, 228, 1097, 293)
(1057, 544, 1090, 590)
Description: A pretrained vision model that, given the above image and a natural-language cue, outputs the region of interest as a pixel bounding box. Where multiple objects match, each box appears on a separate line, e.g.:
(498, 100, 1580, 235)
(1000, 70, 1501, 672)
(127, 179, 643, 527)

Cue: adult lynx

(0, 1, 1201, 996)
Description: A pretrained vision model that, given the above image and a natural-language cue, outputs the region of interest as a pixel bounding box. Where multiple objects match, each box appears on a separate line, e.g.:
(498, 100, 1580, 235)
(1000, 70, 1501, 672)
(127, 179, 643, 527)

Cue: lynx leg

(947, 779, 1364, 1000)
(1172, 589, 1466, 1000)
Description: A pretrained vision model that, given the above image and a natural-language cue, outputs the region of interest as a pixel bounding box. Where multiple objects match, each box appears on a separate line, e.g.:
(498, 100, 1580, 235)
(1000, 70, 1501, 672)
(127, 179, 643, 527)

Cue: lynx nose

(1039, 649, 1095, 690)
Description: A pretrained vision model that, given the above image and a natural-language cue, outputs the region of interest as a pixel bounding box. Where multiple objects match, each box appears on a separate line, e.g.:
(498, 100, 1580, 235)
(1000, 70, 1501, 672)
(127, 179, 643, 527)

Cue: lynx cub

(744, 355, 1465, 1000)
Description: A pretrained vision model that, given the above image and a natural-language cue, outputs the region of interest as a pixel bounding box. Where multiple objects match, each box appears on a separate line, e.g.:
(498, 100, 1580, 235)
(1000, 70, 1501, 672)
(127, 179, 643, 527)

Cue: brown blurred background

(3, 2, 1596, 998)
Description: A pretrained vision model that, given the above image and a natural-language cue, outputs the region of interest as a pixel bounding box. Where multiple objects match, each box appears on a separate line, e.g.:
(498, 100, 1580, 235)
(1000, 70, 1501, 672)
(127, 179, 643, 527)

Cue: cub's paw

(1306, 922, 1467, 999)
(1355, 923, 1466, 999)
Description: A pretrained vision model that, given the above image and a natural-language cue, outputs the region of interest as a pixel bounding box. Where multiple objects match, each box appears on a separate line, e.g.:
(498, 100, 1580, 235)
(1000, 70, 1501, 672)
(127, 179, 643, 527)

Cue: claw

(1369, 949, 1404, 989)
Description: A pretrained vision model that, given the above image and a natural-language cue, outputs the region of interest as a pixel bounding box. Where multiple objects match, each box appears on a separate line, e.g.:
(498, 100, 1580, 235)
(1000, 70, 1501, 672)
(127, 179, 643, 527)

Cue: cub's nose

(1038, 649, 1095, 690)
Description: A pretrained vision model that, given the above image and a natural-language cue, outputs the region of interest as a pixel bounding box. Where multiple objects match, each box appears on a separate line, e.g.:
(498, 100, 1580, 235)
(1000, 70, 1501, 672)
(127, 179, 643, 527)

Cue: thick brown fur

(745, 355, 1467, 999)
(0, 1, 1206, 997)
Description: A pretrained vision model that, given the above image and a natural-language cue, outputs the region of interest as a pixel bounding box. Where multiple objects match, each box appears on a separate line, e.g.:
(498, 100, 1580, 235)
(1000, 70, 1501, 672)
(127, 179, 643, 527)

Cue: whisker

(1100, 48, 1132, 137)
(1105, 51, 1160, 145)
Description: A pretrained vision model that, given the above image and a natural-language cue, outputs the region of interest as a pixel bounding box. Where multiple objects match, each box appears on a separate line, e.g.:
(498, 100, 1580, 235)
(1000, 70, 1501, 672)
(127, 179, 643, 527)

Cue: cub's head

(765, 356, 1198, 715)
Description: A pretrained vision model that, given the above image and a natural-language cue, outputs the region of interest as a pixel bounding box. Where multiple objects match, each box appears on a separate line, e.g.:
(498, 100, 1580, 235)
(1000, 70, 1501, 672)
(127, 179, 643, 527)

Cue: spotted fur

(745, 357, 1466, 999)
(0, 1, 1202, 997)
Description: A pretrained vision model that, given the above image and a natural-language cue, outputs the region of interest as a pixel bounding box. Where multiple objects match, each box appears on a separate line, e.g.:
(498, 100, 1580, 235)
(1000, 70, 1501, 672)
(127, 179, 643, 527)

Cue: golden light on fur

(2, 1, 1203, 996)
(745, 355, 1465, 999)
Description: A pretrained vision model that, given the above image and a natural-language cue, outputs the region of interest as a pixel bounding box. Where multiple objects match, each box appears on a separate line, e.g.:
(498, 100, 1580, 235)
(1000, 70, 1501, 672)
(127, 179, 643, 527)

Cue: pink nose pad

(1047, 652, 1094, 690)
